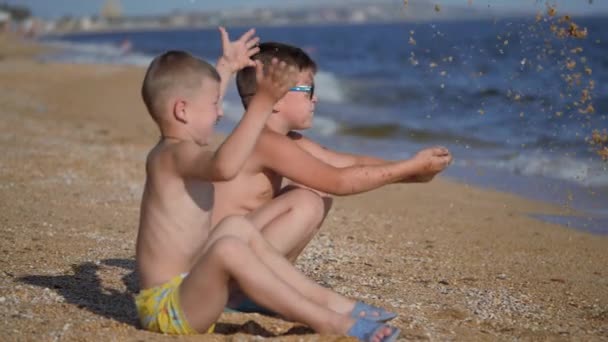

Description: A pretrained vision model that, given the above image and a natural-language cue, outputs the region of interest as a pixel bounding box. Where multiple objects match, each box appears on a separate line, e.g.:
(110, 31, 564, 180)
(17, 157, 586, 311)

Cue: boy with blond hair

(135, 28, 400, 341)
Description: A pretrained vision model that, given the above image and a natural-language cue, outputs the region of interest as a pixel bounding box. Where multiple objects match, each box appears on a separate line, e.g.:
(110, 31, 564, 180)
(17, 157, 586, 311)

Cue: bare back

(137, 141, 215, 289)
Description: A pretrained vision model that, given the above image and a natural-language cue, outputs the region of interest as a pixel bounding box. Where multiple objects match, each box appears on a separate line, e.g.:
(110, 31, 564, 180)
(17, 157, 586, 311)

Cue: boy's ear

(173, 99, 188, 123)
(272, 98, 284, 113)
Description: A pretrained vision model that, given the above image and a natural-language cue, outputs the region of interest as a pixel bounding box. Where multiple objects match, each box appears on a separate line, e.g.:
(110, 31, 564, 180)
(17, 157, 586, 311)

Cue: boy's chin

(292, 124, 312, 131)
(293, 119, 313, 131)
(196, 135, 211, 146)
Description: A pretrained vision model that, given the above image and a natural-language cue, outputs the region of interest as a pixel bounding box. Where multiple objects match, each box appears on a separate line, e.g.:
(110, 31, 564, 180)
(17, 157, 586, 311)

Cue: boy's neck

(161, 135, 186, 142)
(265, 115, 292, 136)
(159, 126, 201, 145)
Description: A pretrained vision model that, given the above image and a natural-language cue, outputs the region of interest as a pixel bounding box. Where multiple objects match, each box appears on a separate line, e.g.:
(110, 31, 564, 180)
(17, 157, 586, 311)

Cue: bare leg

(181, 218, 395, 341)
(180, 229, 351, 333)
(230, 189, 329, 308)
(247, 187, 332, 262)
(209, 216, 355, 315)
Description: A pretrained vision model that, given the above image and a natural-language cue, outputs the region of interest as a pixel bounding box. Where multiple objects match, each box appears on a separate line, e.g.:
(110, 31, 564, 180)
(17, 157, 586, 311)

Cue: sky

(2, 0, 606, 19)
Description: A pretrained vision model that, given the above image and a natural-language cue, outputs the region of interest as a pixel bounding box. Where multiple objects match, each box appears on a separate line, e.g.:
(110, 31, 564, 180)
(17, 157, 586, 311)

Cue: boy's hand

(406, 146, 452, 182)
(254, 58, 298, 103)
(217, 27, 260, 74)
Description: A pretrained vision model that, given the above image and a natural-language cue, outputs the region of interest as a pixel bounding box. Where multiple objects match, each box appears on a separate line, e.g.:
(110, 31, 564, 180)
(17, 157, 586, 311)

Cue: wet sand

(1, 36, 607, 341)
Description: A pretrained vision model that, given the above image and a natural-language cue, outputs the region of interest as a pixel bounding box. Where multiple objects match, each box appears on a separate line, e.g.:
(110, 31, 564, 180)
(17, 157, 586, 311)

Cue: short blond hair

(141, 50, 220, 120)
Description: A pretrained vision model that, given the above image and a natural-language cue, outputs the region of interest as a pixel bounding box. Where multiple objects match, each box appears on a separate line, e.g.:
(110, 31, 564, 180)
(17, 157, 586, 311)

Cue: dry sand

(1, 35, 607, 341)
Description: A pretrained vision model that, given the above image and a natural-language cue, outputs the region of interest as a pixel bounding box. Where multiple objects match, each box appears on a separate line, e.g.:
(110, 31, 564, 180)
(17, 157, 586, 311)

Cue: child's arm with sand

(289, 131, 451, 183)
(290, 132, 387, 167)
(257, 131, 451, 195)
(173, 60, 297, 181)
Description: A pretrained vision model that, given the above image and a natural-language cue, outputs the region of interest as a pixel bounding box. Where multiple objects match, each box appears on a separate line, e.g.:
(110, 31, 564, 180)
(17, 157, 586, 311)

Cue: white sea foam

(315, 71, 345, 103)
(311, 115, 339, 136)
(482, 152, 608, 188)
(220, 99, 245, 122)
(41, 40, 153, 66)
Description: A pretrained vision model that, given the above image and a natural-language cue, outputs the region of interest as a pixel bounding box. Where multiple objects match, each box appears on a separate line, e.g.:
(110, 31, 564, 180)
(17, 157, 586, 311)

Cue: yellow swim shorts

(135, 274, 214, 335)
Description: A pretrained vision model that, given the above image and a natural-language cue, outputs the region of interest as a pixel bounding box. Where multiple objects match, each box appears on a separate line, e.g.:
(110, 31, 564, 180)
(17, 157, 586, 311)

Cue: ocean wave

(473, 87, 551, 105)
(311, 115, 339, 136)
(218, 100, 245, 125)
(315, 71, 345, 103)
(41, 40, 153, 66)
(341, 80, 556, 109)
(483, 152, 608, 188)
(339, 123, 499, 148)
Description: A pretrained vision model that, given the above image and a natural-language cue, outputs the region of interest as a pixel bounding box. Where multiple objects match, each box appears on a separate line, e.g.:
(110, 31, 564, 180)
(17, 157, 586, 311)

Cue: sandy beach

(1, 35, 607, 341)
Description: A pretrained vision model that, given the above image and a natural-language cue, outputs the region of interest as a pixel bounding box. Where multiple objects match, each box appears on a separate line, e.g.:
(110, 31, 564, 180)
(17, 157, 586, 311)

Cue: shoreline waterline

(32, 25, 608, 234)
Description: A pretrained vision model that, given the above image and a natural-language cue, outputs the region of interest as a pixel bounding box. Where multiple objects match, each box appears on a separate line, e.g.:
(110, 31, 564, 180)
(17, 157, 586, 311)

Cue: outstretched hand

(254, 58, 299, 103)
(404, 146, 452, 183)
(217, 27, 260, 74)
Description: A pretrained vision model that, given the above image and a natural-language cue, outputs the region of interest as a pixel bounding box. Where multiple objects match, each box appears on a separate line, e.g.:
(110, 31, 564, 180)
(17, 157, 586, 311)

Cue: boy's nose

(312, 94, 318, 103)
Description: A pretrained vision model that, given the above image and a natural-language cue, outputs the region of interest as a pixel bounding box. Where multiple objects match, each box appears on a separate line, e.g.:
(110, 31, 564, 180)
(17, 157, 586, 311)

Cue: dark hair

(236, 42, 316, 108)
(141, 50, 220, 120)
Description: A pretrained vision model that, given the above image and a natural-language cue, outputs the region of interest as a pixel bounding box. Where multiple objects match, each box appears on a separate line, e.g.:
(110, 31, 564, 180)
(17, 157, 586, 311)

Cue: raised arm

(259, 132, 451, 195)
(174, 59, 297, 181)
(215, 27, 260, 105)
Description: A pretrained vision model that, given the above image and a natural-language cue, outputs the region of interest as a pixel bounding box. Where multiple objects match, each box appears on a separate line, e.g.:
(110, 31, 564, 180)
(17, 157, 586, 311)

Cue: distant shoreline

(40, 13, 608, 38)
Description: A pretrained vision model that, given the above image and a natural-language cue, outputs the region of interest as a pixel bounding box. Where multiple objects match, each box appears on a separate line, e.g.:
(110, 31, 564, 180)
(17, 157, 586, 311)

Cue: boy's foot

(351, 301, 397, 322)
(347, 318, 400, 342)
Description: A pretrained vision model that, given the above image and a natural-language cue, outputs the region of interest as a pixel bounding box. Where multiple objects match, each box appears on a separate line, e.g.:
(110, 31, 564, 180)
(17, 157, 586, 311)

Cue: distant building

(350, 10, 367, 23)
(101, 0, 122, 20)
(168, 12, 189, 27)
(20, 17, 45, 37)
(0, 9, 11, 32)
(79, 16, 94, 31)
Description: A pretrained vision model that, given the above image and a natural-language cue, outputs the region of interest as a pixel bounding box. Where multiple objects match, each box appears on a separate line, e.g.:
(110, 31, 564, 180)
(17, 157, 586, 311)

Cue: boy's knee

(208, 237, 247, 265)
(217, 215, 256, 233)
(290, 189, 331, 223)
(215, 215, 264, 244)
(218, 214, 249, 225)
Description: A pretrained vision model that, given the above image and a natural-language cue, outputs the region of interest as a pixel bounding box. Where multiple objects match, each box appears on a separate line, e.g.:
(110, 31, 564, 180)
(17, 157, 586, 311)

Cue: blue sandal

(347, 318, 401, 342)
(351, 301, 398, 322)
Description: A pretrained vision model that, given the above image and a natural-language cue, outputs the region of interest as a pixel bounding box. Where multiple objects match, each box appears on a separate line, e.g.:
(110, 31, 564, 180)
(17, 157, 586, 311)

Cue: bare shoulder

(257, 129, 302, 155)
(287, 131, 315, 146)
(256, 130, 328, 172)
(145, 143, 168, 173)
(287, 131, 329, 154)
(146, 141, 211, 177)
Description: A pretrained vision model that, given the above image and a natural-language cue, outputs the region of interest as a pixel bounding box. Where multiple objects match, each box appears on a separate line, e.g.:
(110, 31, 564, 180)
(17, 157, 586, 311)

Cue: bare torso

(136, 142, 215, 289)
(212, 150, 283, 226)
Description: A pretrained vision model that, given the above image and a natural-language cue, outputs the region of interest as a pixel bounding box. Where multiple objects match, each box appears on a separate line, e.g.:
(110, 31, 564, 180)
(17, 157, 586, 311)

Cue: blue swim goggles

(289, 84, 314, 99)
